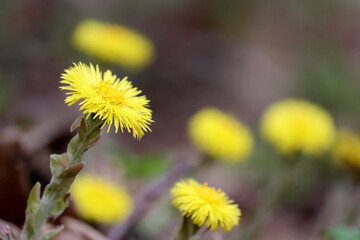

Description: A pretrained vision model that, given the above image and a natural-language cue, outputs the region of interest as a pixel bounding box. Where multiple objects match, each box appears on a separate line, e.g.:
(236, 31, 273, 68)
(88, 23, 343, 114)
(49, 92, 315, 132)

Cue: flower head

(260, 99, 335, 155)
(334, 130, 360, 170)
(188, 108, 253, 162)
(60, 62, 152, 139)
(170, 178, 241, 232)
(71, 174, 133, 224)
(72, 19, 154, 70)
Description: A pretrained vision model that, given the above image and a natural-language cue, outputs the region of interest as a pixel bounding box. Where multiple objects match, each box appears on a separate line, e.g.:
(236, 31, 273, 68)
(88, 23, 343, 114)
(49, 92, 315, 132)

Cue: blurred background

(1, 0, 360, 239)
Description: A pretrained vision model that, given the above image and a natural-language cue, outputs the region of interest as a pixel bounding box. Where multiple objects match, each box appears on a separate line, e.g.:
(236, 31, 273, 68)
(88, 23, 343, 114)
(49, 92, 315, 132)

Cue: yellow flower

(71, 174, 133, 224)
(188, 108, 253, 162)
(72, 19, 154, 70)
(334, 130, 360, 170)
(60, 62, 152, 139)
(170, 178, 241, 232)
(260, 99, 335, 155)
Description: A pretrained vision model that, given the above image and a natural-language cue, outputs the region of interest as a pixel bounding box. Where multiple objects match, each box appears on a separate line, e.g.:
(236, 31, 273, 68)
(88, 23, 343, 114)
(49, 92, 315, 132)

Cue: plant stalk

(173, 216, 201, 240)
(20, 116, 103, 240)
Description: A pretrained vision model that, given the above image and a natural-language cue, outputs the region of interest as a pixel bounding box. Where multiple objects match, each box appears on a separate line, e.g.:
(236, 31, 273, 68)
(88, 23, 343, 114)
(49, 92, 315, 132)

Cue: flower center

(200, 183, 223, 204)
(97, 79, 125, 105)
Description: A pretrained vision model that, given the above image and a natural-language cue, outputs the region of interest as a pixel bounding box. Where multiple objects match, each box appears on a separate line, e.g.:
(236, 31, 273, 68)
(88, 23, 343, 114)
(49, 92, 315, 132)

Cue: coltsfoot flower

(60, 62, 153, 139)
(170, 178, 241, 232)
(188, 108, 253, 162)
(260, 99, 335, 155)
(71, 174, 133, 224)
(334, 130, 360, 170)
(72, 19, 154, 70)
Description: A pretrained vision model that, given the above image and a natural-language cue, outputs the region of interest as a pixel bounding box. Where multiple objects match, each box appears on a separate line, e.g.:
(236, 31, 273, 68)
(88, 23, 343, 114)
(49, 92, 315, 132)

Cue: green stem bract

(20, 116, 103, 240)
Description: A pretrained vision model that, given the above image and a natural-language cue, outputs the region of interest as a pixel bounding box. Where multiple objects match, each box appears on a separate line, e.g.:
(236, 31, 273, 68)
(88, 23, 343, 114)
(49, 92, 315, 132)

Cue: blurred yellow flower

(170, 178, 241, 232)
(260, 99, 335, 155)
(71, 174, 133, 224)
(72, 19, 154, 70)
(334, 130, 360, 170)
(188, 108, 253, 162)
(60, 62, 153, 139)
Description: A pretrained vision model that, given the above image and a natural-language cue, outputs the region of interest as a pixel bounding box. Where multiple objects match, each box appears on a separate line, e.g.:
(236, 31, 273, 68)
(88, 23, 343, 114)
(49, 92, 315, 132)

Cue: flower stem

(20, 116, 103, 240)
(173, 216, 201, 240)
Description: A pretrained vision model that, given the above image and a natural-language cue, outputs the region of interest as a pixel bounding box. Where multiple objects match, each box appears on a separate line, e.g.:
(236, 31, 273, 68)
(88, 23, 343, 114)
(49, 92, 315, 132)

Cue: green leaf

(78, 118, 88, 141)
(20, 183, 41, 240)
(50, 154, 68, 176)
(70, 116, 84, 132)
(59, 162, 85, 180)
(85, 117, 102, 141)
(84, 135, 101, 150)
(40, 225, 64, 240)
(327, 225, 360, 240)
(66, 135, 81, 165)
(25, 183, 41, 218)
(48, 193, 70, 218)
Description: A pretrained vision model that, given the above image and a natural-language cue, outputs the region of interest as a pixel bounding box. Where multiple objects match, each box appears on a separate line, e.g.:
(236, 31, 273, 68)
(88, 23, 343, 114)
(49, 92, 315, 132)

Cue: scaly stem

(20, 116, 103, 240)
